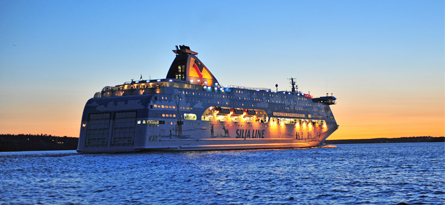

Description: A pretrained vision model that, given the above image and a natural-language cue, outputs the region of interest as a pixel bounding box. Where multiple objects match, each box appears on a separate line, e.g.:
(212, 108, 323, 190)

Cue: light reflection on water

(0, 143, 444, 204)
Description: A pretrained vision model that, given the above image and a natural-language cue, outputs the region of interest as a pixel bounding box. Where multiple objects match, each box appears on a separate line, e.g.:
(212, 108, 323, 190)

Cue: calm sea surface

(0, 142, 444, 204)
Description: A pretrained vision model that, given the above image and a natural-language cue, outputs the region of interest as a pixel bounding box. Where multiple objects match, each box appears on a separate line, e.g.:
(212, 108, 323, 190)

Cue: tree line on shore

(0, 134, 78, 151)
(325, 136, 444, 144)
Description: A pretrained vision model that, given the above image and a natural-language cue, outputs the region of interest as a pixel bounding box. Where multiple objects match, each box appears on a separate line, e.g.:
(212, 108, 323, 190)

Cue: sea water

(0, 142, 443, 204)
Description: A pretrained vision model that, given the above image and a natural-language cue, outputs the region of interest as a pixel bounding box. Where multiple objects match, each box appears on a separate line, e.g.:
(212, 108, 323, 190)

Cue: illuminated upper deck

(95, 77, 315, 99)
(94, 45, 322, 102)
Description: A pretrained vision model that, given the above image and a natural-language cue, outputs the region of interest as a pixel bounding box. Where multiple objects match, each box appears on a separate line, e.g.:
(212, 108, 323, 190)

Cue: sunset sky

(0, 0, 443, 140)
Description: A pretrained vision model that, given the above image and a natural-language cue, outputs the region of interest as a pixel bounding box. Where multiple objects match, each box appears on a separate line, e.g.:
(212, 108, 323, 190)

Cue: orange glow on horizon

(0, 82, 443, 140)
(327, 96, 445, 140)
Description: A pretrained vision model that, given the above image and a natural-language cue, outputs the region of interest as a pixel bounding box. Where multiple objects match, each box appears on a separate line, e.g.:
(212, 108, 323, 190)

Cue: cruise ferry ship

(77, 46, 338, 153)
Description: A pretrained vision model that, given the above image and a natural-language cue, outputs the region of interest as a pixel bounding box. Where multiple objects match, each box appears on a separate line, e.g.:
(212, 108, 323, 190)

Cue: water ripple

(0, 143, 444, 204)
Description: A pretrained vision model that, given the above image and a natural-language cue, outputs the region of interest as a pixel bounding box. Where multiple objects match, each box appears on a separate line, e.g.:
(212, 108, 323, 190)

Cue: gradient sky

(0, 0, 443, 140)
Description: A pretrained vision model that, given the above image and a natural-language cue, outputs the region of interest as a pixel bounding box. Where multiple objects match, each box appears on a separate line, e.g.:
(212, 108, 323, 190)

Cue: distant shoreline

(326, 136, 444, 144)
(0, 134, 78, 152)
(0, 134, 443, 152)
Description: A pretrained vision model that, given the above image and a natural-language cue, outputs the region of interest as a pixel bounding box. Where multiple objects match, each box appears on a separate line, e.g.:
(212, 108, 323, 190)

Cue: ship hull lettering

(236, 129, 265, 138)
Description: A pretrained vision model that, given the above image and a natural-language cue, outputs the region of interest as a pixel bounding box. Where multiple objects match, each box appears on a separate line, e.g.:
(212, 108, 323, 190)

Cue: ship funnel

(166, 45, 219, 87)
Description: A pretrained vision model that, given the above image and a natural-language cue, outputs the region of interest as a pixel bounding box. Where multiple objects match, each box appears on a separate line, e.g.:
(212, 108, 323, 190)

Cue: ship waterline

(77, 45, 338, 153)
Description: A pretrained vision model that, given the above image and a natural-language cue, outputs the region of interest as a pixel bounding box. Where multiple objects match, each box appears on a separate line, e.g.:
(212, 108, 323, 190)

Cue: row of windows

(153, 113, 177, 118)
(182, 91, 226, 98)
(188, 95, 313, 106)
(135, 117, 327, 127)
(152, 91, 324, 112)
(154, 104, 175, 109)
(152, 101, 307, 110)
(178, 89, 311, 102)
(150, 113, 199, 120)
(152, 102, 319, 113)
(152, 104, 193, 110)
(154, 88, 318, 104)
(117, 82, 315, 104)
(162, 114, 176, 118)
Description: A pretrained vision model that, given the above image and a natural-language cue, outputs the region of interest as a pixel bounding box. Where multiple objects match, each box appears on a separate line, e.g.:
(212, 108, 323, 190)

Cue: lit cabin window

(184, 113, 197, 120)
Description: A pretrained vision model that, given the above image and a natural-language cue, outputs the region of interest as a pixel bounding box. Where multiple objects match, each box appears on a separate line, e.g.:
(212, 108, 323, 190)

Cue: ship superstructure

(77, 46, 338, 153)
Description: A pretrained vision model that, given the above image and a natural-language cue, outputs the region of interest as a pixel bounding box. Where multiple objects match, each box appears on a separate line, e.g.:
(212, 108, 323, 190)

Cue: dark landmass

(0, 134, 78, 152)
(326, 136, 444, 144)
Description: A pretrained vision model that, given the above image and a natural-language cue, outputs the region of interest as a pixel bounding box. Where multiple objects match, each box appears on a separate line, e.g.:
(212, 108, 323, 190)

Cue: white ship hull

(77, 115, 338, 153)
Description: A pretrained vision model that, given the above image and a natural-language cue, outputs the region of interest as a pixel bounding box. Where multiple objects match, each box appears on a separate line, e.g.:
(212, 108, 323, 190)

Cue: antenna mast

(326, 77, 328, 96)
(288, 77, 298, 93)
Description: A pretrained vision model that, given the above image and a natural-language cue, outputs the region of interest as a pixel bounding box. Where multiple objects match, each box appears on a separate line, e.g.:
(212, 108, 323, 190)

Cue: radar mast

(288, 77, 298, 93)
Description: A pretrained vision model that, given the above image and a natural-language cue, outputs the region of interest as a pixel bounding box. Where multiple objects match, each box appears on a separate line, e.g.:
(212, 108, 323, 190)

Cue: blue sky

(0, 0, 443, 138)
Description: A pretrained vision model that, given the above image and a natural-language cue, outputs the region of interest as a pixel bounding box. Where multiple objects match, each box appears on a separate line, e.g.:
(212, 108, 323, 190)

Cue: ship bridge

(312, 96, 336, 105)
